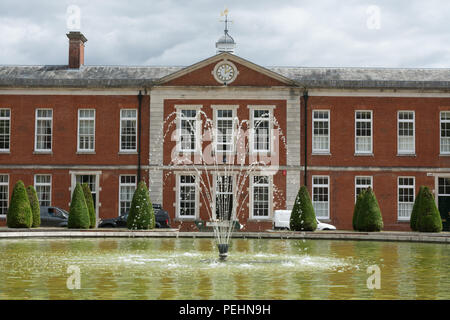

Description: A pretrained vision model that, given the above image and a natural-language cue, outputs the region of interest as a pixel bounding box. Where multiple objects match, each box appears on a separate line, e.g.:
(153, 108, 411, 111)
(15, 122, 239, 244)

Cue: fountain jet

(160, 109, 287, 260)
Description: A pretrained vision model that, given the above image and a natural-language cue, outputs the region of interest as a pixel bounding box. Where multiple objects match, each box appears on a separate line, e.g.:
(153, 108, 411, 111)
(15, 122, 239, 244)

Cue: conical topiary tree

(410, 186, 424, 231)
(353, 189, 367, 231)
(26, 185, 40, 228)
(7, 180, 32, 228)
(82, 183, 96, 228)
(68, 183, 90, 229)
(127, 181, 155, 230)
(355, 187, 383, 232)
(289, 185, 317, 231)
(415, 186, 442, 233)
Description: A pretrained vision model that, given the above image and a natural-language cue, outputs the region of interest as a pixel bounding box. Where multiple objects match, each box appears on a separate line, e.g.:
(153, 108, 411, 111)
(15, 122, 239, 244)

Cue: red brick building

(0, 31, 449, 231)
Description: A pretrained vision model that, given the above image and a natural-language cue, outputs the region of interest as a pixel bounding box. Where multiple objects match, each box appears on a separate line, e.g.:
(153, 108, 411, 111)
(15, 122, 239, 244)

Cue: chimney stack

(66, 31, 87, 69)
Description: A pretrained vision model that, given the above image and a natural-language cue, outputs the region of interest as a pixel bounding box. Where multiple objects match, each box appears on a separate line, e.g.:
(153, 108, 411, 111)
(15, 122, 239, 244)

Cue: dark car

(40, 206, 69, 227)
(98, 204, 171, 228)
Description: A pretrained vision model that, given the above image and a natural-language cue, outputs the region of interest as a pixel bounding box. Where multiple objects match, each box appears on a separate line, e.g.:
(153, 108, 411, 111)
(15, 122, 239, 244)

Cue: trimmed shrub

(289, 185, 317, 231)
(415, 186, 442, 233)
(352, 189, 366, 231)
(7, 180, 32, 228)
(410, 186, 424, 231)
(82, 183, 96, 228)
(355, 187, 383, 232)
(127, 181, 155, 230)
(26, 185, 40, 228)
(68, 183, 90, 229)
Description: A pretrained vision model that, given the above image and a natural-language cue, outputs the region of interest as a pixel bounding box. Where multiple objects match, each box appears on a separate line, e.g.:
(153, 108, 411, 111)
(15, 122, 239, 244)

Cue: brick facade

(298, 95, 450, 230)
(0, 94, 149, 225)
(303, 96, 450, 168)
(1, 36, 449, 231)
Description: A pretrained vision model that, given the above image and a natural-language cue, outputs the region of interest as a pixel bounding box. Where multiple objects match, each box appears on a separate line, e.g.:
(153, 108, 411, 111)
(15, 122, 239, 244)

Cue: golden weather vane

(219, 8, 232, 34)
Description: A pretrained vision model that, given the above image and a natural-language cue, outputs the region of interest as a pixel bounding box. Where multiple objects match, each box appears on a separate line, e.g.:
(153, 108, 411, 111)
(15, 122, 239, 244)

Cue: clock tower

(215, 9, 236, 54)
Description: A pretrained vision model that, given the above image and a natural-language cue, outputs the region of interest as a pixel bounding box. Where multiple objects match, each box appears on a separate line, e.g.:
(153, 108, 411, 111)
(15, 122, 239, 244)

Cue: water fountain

(160, 108, 287, 260)
(2, 237, 449, 299)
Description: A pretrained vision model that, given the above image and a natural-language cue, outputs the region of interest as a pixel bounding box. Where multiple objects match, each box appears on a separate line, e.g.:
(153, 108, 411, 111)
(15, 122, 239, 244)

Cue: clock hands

(213, 61, 238, 84)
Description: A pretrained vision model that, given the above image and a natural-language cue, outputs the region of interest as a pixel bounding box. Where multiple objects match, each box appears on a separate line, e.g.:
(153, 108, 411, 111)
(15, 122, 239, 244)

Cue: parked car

(273, 209, 336, 230)
(40, 206, 69, 227)
(316, 218, 336, 231)
(152, 204, 171, 228)
(98, 213, 128, 228)
(98, 204, 171, 228)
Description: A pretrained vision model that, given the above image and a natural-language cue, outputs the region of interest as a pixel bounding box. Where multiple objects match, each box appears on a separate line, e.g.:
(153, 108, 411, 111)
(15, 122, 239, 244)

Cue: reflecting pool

(0, 238, 449, 299)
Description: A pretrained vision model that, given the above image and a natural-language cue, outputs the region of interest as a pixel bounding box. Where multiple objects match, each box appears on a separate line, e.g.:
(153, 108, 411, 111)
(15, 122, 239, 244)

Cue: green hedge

(68, 183, 90, 229)
(26, 185, 40, 228)
(415, 186, 442, 233)
(352, 189, 366, 231)
(410, 186, 424, 231)
(289, 185, 317, 231)
(82, 183, 96, 228)
(7, 180, 32, 228)
(127, 181, 155, 230)
(354, 187, 383, 232)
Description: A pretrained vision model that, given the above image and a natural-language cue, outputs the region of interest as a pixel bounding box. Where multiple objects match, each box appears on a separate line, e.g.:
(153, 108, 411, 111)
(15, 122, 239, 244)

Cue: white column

(286, 94, 301, 209)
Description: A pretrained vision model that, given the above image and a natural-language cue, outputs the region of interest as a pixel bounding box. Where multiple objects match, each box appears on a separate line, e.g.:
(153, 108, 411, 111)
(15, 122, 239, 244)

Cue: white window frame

(355, 110, 373, 154)
(312, 175, 330, 219)
(34, 174, 52, 207)
(175, 105, 202, 153)
(211, 105, 238, 154)
(436, 175, 450, 209)
(440, 111, 450, 155)
(355, 176, 373, 202)
(77, 109, 96, 152)
(70, 171, 101, 222)
(249, 174, 272, 220)
(397, 111, 415, 155)
(0, 174, 9, 216)
(119, 109, 138, 152)
(312, 110, 330, 154)
(0, 109, 11, 152)
(34, 109, 53, 152)
(248, 105, 276, 154)
(398, 177, 415, 221)
(176, 173, 199, 219)
(213, 173, 236, 220)
(118, 175, 137, 216)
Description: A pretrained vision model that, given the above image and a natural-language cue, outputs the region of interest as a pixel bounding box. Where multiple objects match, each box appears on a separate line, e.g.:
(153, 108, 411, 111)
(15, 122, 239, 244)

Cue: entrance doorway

(437, 177, 450, 231)
(71, 171, 101, 224)
(76, 175, 97, 208)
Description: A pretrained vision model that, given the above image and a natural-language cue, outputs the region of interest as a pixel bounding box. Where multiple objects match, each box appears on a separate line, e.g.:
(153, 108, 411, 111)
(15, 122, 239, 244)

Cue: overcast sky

(0, 0, 449, 68)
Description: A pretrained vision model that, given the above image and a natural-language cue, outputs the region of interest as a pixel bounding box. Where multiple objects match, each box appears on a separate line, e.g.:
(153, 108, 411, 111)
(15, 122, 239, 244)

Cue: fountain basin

(0, 237, 449, 299)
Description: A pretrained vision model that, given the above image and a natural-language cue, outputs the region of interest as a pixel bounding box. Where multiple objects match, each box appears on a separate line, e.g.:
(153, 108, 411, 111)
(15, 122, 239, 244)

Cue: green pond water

(0, 237, 449, 300)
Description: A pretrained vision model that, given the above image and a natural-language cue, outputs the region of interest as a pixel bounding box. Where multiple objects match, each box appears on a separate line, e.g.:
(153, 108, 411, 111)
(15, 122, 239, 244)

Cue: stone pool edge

(0, 228, 449, 244)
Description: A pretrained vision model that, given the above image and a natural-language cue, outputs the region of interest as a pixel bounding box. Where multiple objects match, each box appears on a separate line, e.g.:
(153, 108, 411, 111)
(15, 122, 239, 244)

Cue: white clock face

(213, 60, 238, 84)
(216, 63, 235, 82)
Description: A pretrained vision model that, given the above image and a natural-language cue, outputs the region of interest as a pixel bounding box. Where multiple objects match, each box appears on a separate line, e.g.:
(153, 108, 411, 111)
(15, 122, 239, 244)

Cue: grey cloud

(0, 0, 448, 67)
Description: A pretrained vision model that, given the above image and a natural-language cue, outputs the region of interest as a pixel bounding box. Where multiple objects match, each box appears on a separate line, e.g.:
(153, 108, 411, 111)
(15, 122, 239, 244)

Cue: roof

(0, 58, 449, 90)
(271, 66, 450, 90)
(0, 65, 183, 88)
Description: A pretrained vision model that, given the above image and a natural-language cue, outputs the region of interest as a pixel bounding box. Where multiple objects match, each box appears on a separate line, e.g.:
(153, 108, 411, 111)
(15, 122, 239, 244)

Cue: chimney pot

(67, 31, 87, 69)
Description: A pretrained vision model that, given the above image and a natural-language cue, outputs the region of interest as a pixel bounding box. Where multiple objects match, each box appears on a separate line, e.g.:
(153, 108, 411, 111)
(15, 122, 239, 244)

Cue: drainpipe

(303, 90, 309, 187)
(137, 90, 143, 182)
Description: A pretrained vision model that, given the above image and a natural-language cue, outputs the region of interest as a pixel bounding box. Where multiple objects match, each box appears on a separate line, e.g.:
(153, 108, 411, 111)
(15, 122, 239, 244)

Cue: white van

(273, 210, 291, 229)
